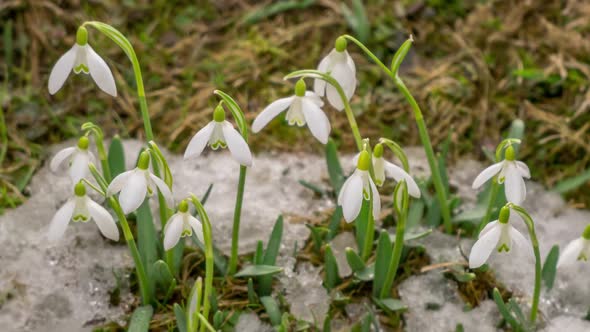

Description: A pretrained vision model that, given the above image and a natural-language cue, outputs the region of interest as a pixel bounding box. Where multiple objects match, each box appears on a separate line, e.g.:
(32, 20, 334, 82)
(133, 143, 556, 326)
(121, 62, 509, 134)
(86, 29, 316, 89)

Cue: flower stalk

(228, 165, 247, 275)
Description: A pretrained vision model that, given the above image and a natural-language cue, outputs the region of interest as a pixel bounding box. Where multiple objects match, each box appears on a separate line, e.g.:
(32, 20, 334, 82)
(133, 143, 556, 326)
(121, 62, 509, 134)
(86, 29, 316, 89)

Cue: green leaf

(372, 231, 392, 298)
(254, 240, 264, 265)
(241, 0, 314, 25)
(354, 200, 370, 253)
(153, 260, 175, 290)
(327, 207, 343, 240)
(354, 264, 375, 281)
(201, 183, 214, 205)
(299, 180, 327, 196)
(345, 247, 365, 272)
(260, 296, 282, 326)
(507, 119, 525, 155)
(453, 271, 476, 283)
(323, 244, 341, 290)
(235, 265, 283, 278)
(374, 297, 407, 312)
(389, 229, 432, 243)
(128, 305, 153, 332)
(552, 168, 590, 194)
(259, 216, 284, 296)
(542, 245, 559, 290)
(341, 0, 370, 44)
(492, 288, 522, 331)
(174, 303, 188, 332)
(85, 21, 138, 65)
(326, 138, 345, 193)
(307, 225, 329, 253)
(406, 200, 425, 230)
(136, 200, 157, 300)
(108, 135, 125, 178)
(247, 278, 258, 304)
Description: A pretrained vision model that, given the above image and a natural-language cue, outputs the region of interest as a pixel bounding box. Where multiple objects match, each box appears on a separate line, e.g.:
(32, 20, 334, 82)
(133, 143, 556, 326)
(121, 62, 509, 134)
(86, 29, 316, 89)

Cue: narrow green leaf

(374, 297, 407, 312)
(323, 244, 341, 290)
(241, 0, 314, 25)
(174, 303, 188, 332)
(355, 200, 370, 252)
(235, 265, 283, 278)
(552, 168, 590, 194)
(201, 183, 214, 205)
(542, 245, 559, 290)
(108, 135, 125, 178)
(136, 200, 157, 300)
(153, 260, 174, 290)
(507, 299, 527, 327)
(326, 138, 345, 193)
(406, 199, 424, 230)
(327, 207, 343, 240)
(247, 278, 258, 304)
(389, 229, 432, 243)
(254, 240, 264, 265)
(425, 198, 441, 227)
(128, 305, 153, 332)
(372, 231, 393, 298)
(213, 310, 224, 329)
(354, 264, 375, 281)
(299, 180, 327, 196)
(345, 247, 365, 272)
(492, 288, 521, 330)
(259, 216, 284, 296)
(307, 225, 329, 253)
(453, 271, 476, 283)
(260, 296, 282, 326)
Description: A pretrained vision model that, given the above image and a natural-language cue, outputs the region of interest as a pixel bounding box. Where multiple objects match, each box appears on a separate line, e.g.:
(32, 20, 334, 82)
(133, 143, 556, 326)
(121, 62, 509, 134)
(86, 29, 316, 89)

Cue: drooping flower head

(48, 26, 117, 96)
(338, 150, 381, 223)
(365, 143, 421, 197)
(163, 199, 204, 251)
(252, 79, 330, 144)
(314, 36, 356, 111)
(48, 182, 119, 242)
(184, 105, 252, 166)
(558, 224, 590, 268)
(107, 150, 174, 214)
(50, 136, 96, 183)
(469, 206, 531, 268)
(472, 145, 530, 204)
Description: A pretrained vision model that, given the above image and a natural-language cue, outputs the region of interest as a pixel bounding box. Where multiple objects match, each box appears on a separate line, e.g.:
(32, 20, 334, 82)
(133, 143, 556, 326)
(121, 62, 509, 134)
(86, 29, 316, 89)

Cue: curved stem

(228, 165, 247, 275)
(478, 178, 500, 235)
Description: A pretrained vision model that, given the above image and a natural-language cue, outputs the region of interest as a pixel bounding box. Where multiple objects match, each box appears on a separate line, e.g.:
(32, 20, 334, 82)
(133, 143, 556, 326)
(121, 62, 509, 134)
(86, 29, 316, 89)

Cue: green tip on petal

(213, 104, 226, 122)
(295, 79, 306, 97)
(504, 145, 515, 161)
(137, 151, 151, 170)
(74, 182, 86, 196)
(335, 36, 347, 52)
(178, 199, 189, 213)
(498, 206, 510, 224)
(357, 150, 371, 171)
(77, 136, 89, 150)
(373, 143, 384, 158)
(583, 224, 590, 240)
(76, 26, 88, 45)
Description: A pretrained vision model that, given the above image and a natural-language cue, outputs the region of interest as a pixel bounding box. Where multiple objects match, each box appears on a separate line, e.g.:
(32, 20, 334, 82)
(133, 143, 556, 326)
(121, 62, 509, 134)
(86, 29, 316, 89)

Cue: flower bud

(295, 79, 306, 97)
(498, 206, 510, 224)
(357, 150, 371, 171)
(178, 199, 189, 213)
(213, 104, 226, 122)
(504, 145, 515, 161)
(76, 26, 88, 46)
(137, 151, 151, 170)
(335, 36, 347, 52)
(373, 143, 384, 158)
(77, 136, 89, 150)
(74, 182, 86, 196)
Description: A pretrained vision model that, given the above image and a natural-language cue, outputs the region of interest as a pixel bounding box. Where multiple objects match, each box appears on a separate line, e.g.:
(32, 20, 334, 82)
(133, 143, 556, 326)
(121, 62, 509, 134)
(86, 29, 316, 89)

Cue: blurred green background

(1, 0, 590, 211)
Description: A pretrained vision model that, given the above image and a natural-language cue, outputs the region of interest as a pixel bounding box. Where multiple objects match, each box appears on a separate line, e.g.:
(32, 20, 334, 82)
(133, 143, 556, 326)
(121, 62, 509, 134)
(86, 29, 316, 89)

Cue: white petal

(69, 151, 90, 183)
(86, 45, 117, 97)
(326, 62, 356, 111)
(344, 50, 356, 76)
(558, 238, 585, 268)
(50, 147, 76, 172)
(472, 162, 503, 189)
(516, 161, 531, 178)
(221, 121, 252, 166)
(252, 96, 294, 133)
(509, 225, 532, 259)
(184, 121, 215, 160)
(149, 173, 175, 207)
(119, 170, 147, 214)
(107, 170, 133, 196)
(339, 173, 364, 223)
(369, 178, 381, 219)
(383, 160, 421, 198)
(313, 53, 331, 96)
(479, 220, 499, 239)
(48, 45, 77, 94)
(187, 215, 204, 243)
(301, 98, 330, 144)
(304, 91, 324, 107)
(87, 198, 119, 241)
(504, 166, 526, 204)
(47, 199, 75, 241)
(163, 214, 184, 251)
(469, 223, 501, 268)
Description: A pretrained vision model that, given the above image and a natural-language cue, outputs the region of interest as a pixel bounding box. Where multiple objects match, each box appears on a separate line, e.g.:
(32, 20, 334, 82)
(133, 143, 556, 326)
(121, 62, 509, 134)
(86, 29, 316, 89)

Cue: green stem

(342, 34, 452, 233)
(478, 178, 500, 234)
(109, 197, 152, 305)
(228, 165, 247, 275)
(361, 191, 375, 261)
(380, 203, 406, 298)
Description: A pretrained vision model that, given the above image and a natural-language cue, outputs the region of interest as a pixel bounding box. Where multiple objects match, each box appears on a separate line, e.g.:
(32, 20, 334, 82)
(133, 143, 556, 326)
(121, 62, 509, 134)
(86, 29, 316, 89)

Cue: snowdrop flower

(50, 136, 95, 183)
(107, 151, 174, 214)
(163, 200, 204, 250)
(338, 150, 381, 222)
(48, 182, 119, 241)
(469, 206, 531, 268)
(472, 145, 530, 204)
(48, 26, 116, 96)
(252, 79, 330, 144)
(184, 105, 252, 166)
(314, 36, 356, 111)
(558, 225, 590, 268)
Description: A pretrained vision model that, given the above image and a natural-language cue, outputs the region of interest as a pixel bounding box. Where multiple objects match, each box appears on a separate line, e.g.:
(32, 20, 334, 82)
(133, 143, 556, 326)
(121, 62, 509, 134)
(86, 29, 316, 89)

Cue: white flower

(353, 144, 421, 197)
(184, 105, 252, 167)
(48, 182, 119, 241)
(338, 151, 380, 222)
(48, 27, 116, 96)
(107, 151, 174, 214)
(314, 37, 356, 111)
(252, 79, 330, 144)
(558, 235, 590, 268)
(469, 207, 531, 269)
(163, 200, 204, 250)
(50, 136, 95, 183)
(472, 146, 530, 204)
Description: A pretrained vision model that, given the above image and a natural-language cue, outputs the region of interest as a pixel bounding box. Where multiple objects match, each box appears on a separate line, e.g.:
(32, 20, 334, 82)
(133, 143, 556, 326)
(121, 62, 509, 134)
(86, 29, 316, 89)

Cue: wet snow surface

(0, 141, 588, 331)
